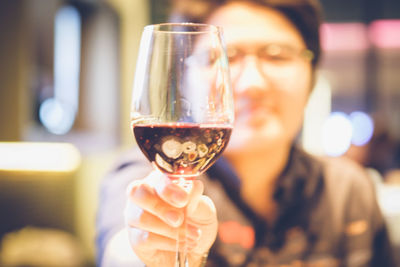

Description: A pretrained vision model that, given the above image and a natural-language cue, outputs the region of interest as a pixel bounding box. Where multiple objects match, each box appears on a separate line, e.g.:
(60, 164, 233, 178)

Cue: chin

(226, 126, 284, 155)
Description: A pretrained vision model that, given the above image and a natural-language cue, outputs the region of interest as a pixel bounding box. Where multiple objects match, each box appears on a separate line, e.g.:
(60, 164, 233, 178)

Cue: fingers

(187, 195, 218, 254)
(187, 180, 204, 215)
(125, 171, 214, 256)
(126, 178, 184, 228)
(128, 227, 177, 252)
(128, 226, 202, 253)
(153, 174, 191, 208)
(126, 171, 205, 227)
(124, 200, 179, 239)
(138, 170, 190, 208)
(188, 195, 217, 225)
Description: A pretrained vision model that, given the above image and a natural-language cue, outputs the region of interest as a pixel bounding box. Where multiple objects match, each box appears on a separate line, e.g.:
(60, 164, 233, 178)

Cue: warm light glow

(322, 112, 353, 157)
(379, 186, 400, 216)
(369, 20, 400, 49)
(0, 142, 81, 172)
(302, 73, 332, 155)
(320, 23, 369, 51)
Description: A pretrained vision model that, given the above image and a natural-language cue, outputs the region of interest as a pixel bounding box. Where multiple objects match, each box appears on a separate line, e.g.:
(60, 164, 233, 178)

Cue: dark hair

(170, 0, 323, 67)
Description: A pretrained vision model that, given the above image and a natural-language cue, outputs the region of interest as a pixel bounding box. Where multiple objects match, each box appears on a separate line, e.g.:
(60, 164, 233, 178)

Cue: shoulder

(317, 155, 384, 228)
(100, 146, 153, 194)
(107, 146, 152, 178)
(96, 147, 151, 265)
(109, 146, 150, 172)
(318, 155, 375, 196)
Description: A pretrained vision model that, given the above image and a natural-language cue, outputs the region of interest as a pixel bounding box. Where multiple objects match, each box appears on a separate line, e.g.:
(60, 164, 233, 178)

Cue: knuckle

(152, 200, 167, 214)
(129, 183, 156, 207)
(128, 228, 149, 247)
(125, 179, 144, 196)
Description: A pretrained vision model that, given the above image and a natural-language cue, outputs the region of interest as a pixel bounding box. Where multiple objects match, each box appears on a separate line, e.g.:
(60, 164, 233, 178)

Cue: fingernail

(187, 224, 201, 241)
(164, 210, 182, 226)
(186, 240, 198, 251)
(171, 190, 187, 205)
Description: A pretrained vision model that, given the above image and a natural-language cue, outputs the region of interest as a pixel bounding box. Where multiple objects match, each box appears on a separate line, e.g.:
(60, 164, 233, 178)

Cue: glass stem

(173, 177, 193, 267)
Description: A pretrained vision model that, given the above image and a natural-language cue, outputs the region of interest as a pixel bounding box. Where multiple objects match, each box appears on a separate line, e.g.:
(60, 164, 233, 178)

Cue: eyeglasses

(226, 43, 314, 77)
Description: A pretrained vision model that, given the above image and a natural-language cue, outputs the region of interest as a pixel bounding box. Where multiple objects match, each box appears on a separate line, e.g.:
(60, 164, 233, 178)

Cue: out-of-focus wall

(75, 150, 122, 262)
(75, 0, 149, 260)
(0, 0, 150, 265)
(106, 0, 149, 148)
(0, 0, 29, 141)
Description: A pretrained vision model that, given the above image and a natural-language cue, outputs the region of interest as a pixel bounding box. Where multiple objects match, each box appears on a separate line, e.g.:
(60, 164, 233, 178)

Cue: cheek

(279, 69, 312, 136)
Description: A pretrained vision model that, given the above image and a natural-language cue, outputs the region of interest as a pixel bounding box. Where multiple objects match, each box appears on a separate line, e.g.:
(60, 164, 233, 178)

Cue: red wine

(133, 123, 232, 179)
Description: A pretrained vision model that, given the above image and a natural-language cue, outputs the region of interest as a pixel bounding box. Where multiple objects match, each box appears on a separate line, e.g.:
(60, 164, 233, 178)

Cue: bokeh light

(350, 111, 374, 146)
(322, 112, 353, 156)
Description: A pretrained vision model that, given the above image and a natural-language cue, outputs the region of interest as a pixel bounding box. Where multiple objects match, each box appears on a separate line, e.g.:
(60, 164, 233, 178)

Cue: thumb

(188, 195, 217, 225)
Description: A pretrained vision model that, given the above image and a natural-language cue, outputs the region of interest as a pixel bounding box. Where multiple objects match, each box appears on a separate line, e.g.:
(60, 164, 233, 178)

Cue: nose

(232, 56, 270, 98)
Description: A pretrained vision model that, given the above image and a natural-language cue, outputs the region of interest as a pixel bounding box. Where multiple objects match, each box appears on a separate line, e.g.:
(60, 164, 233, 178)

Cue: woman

(97, 0, 395, 266)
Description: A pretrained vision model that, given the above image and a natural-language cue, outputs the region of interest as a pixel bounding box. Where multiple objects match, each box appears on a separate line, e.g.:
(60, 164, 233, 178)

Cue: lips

(235, 100, 274, 128)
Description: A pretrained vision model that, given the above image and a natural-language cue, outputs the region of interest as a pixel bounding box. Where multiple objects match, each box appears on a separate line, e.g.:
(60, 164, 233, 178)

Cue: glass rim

(144, 22, 222, 34)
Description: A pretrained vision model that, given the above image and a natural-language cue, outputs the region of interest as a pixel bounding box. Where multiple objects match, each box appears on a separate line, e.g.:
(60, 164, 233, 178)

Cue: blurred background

(0, 0, 399, 266)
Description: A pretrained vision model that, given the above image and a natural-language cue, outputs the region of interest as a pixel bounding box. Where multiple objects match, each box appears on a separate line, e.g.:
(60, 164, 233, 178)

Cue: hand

(125, 170, 218, 267)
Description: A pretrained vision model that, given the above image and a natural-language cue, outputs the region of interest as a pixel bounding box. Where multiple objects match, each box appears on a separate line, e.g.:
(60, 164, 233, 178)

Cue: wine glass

(130, 23, 234, 266)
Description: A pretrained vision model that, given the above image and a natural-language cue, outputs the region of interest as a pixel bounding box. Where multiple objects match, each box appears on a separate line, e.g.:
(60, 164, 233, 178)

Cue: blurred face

(207, 2, 314, 154)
